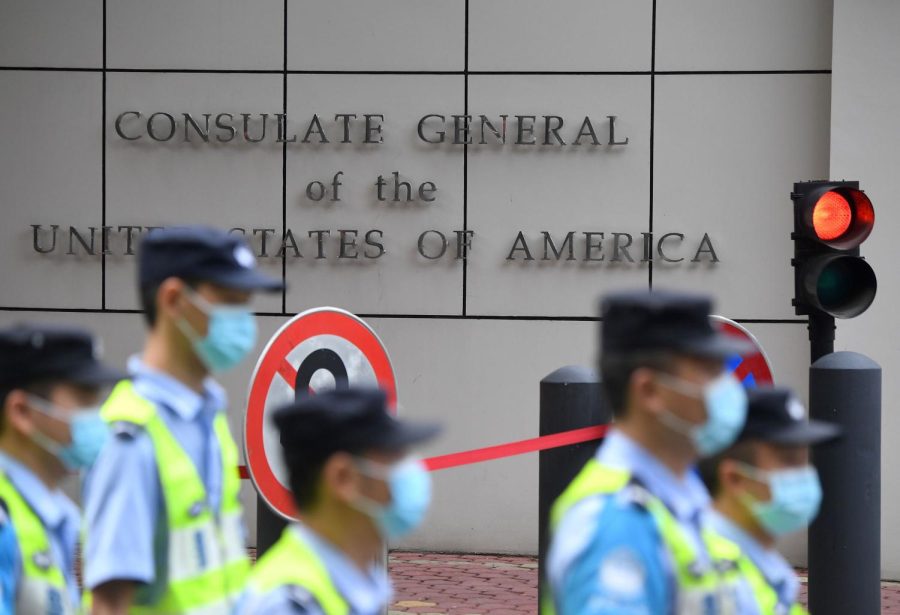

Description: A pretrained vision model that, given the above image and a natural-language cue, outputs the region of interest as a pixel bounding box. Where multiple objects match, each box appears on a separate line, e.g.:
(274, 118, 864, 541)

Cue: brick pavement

(388, 551, 900, 614)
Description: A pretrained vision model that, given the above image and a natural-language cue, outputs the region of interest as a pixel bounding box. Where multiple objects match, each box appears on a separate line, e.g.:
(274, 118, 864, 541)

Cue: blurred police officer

(83, 226, 283, 614)
(699, 387, 839, 614)
(546, 290, 754, 614)
(238, 388, 440, 615)
(0, 323, 124, 614)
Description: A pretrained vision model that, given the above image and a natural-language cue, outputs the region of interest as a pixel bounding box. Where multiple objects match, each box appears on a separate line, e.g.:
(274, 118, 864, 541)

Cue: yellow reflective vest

(722, 543, 808, 615)
(244, 526, 350, 615)
(0, 470, 77, 615)
(94, 380, 250, 614)
(544, 459, 746, 615)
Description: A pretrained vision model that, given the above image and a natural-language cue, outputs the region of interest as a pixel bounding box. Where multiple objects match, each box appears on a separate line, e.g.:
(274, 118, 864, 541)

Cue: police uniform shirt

(238, 524, 392, 615)
(83, 356, 234, 596)
(547, 430, 758, 614)
(0, 452, 81, 610)
(707, 509, 799, 612)
(0, 500, 17, 614)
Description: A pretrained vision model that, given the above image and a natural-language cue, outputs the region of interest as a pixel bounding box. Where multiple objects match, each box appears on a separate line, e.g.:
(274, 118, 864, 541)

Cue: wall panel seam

(0, 67, 834, 76)
(0, 307, 809, 325)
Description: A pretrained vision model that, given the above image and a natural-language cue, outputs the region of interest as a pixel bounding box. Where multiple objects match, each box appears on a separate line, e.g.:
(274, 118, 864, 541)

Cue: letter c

(657, 233, 685, 263)
(114, 111, 143, 141)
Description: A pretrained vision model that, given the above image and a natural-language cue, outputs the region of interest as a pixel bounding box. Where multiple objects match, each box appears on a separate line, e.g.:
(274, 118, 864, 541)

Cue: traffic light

(792, 180, 876, 319)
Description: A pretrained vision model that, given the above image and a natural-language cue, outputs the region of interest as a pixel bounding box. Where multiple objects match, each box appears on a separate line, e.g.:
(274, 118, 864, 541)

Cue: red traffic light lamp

(800, 184, 874, 248)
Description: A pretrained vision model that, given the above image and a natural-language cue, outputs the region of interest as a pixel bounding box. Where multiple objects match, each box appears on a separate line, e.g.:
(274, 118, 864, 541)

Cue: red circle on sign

(712, 315, 774, 386)
(244, 308, 397, 519)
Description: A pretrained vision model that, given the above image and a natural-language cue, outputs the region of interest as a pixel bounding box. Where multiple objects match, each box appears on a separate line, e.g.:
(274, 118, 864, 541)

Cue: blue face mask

(739, 463, 823, 536)
(353, 457, 433, 541)
(178, 290, 257, 373)
(657, 372, 748, 457)
(28, 396, 109, 471)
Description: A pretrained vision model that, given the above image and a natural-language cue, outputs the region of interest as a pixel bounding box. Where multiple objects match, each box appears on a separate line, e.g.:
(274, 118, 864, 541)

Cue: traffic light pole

(807, 312, 835, 363)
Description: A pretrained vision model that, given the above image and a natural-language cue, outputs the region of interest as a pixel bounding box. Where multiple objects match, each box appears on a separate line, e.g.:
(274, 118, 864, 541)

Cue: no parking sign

(244, 308, 397, 519)
(712, 315, 774, 387)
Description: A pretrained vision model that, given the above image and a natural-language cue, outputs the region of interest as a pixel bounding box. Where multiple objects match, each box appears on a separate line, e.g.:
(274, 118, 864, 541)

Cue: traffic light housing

(792, 181, 876, 319)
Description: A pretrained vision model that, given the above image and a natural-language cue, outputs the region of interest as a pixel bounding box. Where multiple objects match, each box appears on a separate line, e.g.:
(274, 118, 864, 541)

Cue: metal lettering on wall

(28, 110, 720, 266)
(111, 111, 629, 147)
(30, 225, 719, 264)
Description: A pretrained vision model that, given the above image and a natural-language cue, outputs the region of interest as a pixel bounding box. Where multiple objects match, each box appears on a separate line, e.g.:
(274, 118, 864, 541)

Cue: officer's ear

(156, 277, 189, 324)
(321, 451, 362, 505)
(1, 389, 38, 437)
(718, 458, 747, 496)
(629, 367, 668, 418)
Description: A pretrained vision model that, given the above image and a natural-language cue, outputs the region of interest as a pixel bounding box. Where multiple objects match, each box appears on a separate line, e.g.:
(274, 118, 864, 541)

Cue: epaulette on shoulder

(617, 483, 653, 509)
(285, 585, 323, 614)
(111, 421, 146, 440)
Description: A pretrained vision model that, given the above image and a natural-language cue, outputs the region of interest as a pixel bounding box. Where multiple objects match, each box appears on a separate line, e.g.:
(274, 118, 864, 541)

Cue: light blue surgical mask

(178, 290, 257, 373)
(353, 456, 433, 541)
(739, 463, 823, 536)
(27, 395, 109, 471)
(656, 372, 748, 457)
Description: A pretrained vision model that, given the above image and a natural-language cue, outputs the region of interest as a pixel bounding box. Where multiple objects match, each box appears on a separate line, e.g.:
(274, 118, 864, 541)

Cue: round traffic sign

(244, 307, 397, 519)
(712, 315, 774, 387)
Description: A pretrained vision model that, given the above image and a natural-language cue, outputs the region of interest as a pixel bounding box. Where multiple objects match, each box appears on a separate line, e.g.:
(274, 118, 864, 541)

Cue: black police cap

(138, 226, 284, 292)
(0, 323, 126, 391)
(273, 388, 440, 466)
(600, 289, 753, 358)
(738, 387, 840, 446)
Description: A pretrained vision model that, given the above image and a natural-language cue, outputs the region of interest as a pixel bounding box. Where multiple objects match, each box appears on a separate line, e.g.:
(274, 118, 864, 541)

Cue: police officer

(698, 387, 839, 614)
(239, 388, 440, 615)
(546, 290, 754, 614)
(0, 323, 124, 614)
(83, 226, 283, 614)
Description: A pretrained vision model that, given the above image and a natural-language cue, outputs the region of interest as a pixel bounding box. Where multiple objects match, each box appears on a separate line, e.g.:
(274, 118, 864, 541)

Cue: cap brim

(67, 362, 129, 387)
(369, 420, 442, 451)
(757, 420, 842, 446)
(208, 268, 285, 292)
(681, 333, 756, 359)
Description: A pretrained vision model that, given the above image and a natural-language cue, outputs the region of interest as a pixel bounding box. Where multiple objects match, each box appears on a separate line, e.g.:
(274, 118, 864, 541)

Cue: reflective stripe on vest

(98, 380, 250, 614)
(545, 459, 744, 615)
(0, 472, 77, 615)
(246, 527, 349, 615)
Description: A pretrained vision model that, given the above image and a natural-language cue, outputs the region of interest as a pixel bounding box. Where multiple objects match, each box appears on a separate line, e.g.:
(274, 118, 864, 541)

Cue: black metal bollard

(256, 496, 287, 556)
(538, 366, 610, 605)
(808, 351, 882, 615)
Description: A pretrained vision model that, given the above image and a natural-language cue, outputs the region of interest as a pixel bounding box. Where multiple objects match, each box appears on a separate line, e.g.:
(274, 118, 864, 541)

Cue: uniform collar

(706, 509, 799, 605)
(596, 429, 710, 523)
(0, 451, 78, 532)
(128, 355, 226, 421)
(292, 523, 392, 614)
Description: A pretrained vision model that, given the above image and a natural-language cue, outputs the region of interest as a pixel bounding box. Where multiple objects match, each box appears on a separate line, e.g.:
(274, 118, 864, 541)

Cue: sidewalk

(389, 551, 900, 614)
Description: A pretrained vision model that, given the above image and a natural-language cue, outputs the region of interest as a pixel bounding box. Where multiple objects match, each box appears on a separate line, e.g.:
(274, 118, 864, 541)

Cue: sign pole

(256, 495, 287, 557)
